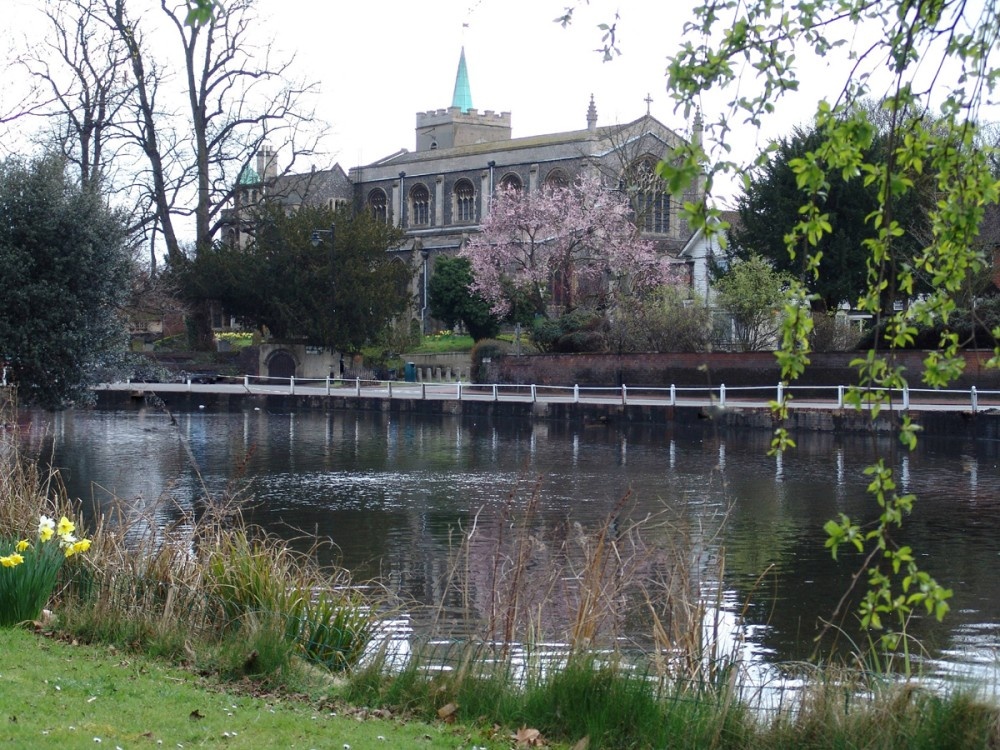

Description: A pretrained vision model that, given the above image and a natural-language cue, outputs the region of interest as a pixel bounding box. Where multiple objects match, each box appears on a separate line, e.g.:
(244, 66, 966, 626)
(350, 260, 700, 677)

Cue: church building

(226, 47, 707, 335)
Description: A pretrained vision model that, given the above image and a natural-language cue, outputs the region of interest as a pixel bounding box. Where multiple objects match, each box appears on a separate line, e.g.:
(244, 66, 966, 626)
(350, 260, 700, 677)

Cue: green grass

(409, 332, 475, 354)
(0, 628, 514, 750)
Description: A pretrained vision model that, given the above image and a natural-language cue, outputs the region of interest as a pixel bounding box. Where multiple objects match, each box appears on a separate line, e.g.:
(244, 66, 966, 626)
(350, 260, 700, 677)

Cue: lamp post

(310, 223, 336, 345)
(420, 248, 430, 335)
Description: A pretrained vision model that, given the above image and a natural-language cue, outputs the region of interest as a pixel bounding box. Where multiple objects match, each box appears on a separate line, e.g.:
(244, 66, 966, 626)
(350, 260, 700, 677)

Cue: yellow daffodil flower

(57, 516, 76, 538)
(0, 553, 24, 568)
(15, 539, 30, 552)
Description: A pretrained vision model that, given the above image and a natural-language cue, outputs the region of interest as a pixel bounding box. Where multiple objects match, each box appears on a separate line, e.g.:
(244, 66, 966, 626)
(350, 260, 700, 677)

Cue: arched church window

(544, 169, 569, 188)
(454, 179, 476, 223)
(368, 189, 388, 224)
(410, 184, 430, 227)
(499, 173, 522, 192)
(625, 158, 669, 234)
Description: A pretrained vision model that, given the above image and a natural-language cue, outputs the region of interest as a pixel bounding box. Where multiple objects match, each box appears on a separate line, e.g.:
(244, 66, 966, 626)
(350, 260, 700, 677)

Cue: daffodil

(38, 515, 55, 542)
(56, 516, 75, 538)
(0, 554, 24, 568)
(15, 540, 30, 552)
(64, 538, 91, 558)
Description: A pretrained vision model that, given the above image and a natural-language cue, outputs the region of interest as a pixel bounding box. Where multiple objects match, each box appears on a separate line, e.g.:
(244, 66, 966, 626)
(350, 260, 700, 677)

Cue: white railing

(107, 375, 1000, 413)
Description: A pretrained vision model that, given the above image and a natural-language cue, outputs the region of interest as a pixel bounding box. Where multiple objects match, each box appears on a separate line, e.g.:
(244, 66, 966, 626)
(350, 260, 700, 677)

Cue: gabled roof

(270, 164, 352, 207)
(362, 114, 686, 170)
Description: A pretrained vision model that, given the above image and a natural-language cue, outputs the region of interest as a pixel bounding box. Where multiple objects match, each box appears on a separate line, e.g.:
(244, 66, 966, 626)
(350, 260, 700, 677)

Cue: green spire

(237, 165, 260, 186)
(451, 46, 473, 112)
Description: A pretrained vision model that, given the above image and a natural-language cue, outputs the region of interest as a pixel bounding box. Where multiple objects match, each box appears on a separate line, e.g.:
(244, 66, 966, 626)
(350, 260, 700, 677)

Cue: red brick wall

(488, 351, 1000, 388)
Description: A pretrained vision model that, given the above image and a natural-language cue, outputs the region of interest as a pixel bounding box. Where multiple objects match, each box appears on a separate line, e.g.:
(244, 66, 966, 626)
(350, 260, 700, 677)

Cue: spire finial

(586, 94, 598, 132)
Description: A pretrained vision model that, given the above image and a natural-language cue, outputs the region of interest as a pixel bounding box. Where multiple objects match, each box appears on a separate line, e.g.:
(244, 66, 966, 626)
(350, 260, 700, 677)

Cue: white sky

(2, 0, 836, 207)
(259, 0, 826, 204)
(5, 0, 989, 209)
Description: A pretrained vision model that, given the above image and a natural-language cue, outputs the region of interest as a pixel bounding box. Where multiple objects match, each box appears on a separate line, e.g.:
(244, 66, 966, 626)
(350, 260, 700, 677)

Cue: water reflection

(28, 406, 1000, 685)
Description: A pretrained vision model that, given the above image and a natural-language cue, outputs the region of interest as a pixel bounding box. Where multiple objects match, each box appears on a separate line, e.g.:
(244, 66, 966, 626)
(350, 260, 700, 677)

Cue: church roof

(369, 114, 684, 170)
(451, 47, 473, 112)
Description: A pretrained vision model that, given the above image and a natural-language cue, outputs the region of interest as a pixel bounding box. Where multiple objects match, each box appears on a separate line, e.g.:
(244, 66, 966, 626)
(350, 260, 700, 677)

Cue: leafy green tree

(713, 256, 792, 351)
(653, 0, 1000, 657)
(187, 203, 411, 352)
(729, 122, 930, 311)
(0, 154, 132, 409)
(427, 256, 501, 341)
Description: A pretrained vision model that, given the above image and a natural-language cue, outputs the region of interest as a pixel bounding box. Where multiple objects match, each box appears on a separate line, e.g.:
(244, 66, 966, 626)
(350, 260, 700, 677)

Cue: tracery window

(454, 179, 476, 223)
(410, 184, 430, 227)
(543, 169, 569, 189)
(498, 173, 522, 192)
(368, 189, 388, 224)
(625, 158, 669, 234)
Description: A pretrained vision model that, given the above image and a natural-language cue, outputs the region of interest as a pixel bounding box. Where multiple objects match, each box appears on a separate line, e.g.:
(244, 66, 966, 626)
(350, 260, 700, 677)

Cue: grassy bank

(0, 628, 503, 749)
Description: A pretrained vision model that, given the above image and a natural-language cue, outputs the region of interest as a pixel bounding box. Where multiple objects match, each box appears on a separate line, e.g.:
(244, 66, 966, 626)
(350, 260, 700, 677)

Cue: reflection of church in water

(227, 46, 708, 338)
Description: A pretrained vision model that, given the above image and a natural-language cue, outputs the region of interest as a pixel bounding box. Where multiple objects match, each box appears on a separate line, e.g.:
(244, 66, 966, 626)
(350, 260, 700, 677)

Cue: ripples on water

(30, 406, 1000, 692)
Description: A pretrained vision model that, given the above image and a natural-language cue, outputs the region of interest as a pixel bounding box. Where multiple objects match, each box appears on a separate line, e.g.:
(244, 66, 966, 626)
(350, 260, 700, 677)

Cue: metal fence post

(971, 385, 978, 413)
(289, 376, 295, 395)
(325, 375, 331, 396)
(622, 384, 628, 405)
(355, 377, 361, 397)
(670, 384, 676, 406)
(720, 383, 726, 408)
(531, 384, 537, 403)
(777, 382, 784, 406)
(457, 381, 463, 400)
(573, 384, 579, 403)
(902, 386, 910, 411)
(388, 381, 393, 399)
(244, 375, 249, 388)
(492, 384, 498, 401)
(421, 382, 426, 400)
(837, 385, 844, 409)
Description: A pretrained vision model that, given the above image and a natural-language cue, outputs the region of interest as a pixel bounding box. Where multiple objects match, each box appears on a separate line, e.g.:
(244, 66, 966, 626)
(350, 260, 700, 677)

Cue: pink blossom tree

(462, 173, 678, 318)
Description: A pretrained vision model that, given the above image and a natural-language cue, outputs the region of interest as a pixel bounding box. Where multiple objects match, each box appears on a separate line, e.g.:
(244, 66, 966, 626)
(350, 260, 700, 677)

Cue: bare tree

(105, 0, 324, 266)
(23, 0, 136, 192)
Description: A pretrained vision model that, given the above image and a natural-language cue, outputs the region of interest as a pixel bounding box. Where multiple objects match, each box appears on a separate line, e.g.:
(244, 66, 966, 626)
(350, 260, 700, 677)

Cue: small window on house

(454, 179, 476, 223)
(410, 184, 430, 226)
(499, 173, 522, 192)
(368, 189, 388, 224)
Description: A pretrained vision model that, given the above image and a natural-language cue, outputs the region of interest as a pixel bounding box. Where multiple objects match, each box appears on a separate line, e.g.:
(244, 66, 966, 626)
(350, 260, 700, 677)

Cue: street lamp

(420, 248, 430, 335)
(310, 223, 336, 346)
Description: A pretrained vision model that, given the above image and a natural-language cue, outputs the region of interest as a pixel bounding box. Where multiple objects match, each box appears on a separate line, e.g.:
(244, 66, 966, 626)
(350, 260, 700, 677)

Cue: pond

(29, 405, 1000, 689)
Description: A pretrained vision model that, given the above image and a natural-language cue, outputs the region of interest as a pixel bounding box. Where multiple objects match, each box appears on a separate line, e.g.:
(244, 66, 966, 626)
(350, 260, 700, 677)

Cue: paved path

(96, 380, 1000, 414)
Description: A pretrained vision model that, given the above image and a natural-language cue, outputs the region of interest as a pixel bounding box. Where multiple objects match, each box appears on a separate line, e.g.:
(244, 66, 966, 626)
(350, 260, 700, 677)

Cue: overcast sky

(6, 0, 986, 208)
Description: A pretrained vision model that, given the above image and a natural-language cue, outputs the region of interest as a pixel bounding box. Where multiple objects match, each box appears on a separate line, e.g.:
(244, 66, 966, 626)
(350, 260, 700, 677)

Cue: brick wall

(488, 351, 1000, 389)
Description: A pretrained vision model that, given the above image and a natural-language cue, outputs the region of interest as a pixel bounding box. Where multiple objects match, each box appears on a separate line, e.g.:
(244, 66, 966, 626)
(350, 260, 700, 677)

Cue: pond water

(28, 405, 1000, 689)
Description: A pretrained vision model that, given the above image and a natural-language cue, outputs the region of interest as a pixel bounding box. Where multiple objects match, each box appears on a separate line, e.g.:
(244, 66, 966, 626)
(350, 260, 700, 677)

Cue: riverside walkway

(96, 376, 1000, 414)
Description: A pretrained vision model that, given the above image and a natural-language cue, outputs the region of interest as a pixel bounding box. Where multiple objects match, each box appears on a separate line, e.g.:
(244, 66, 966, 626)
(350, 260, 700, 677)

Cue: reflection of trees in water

(43, 408, 1000, 671)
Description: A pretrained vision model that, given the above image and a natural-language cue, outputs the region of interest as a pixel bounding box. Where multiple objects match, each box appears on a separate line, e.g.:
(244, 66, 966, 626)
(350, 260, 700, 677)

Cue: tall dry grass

(0, 387, 383, 680)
